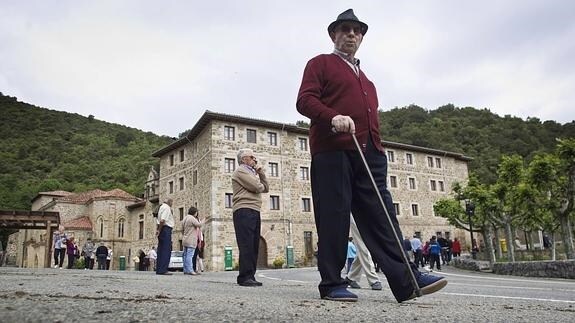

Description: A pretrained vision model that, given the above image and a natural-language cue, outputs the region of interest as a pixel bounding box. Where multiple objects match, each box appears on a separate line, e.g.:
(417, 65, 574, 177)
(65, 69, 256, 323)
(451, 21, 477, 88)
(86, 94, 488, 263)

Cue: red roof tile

(62, 216, 92, 230)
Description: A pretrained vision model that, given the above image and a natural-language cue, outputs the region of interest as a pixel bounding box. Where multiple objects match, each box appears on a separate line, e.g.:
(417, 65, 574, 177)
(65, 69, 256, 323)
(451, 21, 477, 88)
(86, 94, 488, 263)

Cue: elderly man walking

(232, 148, 269, 287)
(156, 198, 174, 275)
(296, 8, 447, 302)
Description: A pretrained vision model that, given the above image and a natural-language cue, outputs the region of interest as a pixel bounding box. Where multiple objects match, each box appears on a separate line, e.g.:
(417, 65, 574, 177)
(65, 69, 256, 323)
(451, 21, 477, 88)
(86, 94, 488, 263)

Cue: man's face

(242, 155, 257, 168)
(331, 22, 363, 55)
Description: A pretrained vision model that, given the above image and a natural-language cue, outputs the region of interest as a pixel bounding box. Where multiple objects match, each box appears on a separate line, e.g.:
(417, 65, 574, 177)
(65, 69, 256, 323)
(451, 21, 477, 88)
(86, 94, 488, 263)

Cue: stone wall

(453, 256, 575, 279)
(492, 260, 575, 279)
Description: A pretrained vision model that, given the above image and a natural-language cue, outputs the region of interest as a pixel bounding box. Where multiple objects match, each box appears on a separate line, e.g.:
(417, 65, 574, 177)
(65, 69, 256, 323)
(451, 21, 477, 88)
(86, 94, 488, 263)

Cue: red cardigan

(297, 53, 383, 156)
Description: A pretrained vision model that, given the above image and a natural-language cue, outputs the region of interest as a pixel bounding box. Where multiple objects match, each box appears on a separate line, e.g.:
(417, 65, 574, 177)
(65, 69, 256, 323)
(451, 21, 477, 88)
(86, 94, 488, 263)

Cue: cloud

(1, 1, 574, 137)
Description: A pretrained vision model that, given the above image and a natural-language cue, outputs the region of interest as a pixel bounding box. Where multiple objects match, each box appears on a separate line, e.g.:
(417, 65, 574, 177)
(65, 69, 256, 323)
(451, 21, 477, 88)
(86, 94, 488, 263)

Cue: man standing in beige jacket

(232, 148, 269, 287)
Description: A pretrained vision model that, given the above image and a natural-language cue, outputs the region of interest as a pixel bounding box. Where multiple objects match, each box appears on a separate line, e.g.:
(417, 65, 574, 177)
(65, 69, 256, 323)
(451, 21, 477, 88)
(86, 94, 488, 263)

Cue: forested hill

(378, 104, 575, 183)
(0, 93, 172, 210)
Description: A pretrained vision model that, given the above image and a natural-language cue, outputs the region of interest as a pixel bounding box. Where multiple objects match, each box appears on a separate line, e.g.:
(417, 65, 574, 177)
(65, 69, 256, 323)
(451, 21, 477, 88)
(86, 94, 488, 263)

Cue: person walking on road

(411, 235, 424, 268)
(346, 237, 357, 274)
(296, 8, 447, 302)
(156, 198, 175, 275)
(232, 148, 269, 287)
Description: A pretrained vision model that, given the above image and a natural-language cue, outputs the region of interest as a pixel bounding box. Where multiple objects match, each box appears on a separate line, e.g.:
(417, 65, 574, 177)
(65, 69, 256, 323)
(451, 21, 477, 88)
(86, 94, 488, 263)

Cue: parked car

(168, 251, 183, 271)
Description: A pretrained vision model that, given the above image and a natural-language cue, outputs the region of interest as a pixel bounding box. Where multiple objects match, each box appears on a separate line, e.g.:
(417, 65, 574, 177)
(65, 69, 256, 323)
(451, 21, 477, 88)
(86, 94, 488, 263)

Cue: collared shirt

(158, 202, 175, 228)
(411, 237, 423, 251)
(333, 49, 360, 76)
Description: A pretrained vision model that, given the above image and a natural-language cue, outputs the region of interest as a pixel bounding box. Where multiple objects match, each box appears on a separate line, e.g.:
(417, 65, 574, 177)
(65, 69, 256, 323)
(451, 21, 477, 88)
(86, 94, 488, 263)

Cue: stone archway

(257, 237, 268, 268)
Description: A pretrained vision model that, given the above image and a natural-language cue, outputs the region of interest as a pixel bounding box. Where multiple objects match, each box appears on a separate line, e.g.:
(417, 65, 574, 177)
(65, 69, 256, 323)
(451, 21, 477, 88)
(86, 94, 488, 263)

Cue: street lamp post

(466, 200, 476, 259)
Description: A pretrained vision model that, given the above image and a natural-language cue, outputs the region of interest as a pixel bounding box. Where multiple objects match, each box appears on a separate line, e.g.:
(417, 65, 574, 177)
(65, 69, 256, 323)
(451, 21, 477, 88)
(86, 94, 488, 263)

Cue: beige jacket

(232, 165, 269, 212)
(182, 214, 202, 248)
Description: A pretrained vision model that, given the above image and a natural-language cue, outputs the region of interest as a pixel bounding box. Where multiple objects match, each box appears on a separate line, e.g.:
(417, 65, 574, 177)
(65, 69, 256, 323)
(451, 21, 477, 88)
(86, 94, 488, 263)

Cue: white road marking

(442, 292, 575, 304)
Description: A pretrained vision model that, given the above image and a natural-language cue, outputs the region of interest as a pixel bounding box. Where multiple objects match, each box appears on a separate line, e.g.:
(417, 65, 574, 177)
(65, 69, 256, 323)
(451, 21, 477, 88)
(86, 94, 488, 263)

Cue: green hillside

(0, 93, 172, 210)
(1, 93, 574, 212)
(378, 104, 575, 183)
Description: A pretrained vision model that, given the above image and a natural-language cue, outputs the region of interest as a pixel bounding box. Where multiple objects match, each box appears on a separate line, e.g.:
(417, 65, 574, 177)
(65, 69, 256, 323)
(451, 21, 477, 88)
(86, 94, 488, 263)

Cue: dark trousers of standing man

(156, 226, 173, 274)
(233, 208, 261, 284)
(311, 138, 419, 302)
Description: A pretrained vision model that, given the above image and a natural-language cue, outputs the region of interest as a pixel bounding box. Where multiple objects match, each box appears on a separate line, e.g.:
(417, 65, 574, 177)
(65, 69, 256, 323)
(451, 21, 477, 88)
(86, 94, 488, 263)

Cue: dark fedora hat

(327, 9, 368, 36)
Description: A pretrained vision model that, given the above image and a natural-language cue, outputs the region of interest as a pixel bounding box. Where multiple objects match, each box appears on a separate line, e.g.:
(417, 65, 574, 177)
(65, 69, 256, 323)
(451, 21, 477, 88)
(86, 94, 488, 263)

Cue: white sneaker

(54, 265, 58, 269)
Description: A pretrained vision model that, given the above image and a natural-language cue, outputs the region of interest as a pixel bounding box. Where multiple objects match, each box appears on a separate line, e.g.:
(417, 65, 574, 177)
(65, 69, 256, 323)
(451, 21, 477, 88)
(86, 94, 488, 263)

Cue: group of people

(404, 234, 462, 271)
(52, 227, 113, 270)
(153, 198, 205, 276)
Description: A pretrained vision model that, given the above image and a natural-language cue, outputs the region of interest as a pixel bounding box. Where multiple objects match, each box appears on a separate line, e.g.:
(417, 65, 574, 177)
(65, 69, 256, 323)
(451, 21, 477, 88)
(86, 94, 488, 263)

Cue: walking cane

(351, 133, 422, 297)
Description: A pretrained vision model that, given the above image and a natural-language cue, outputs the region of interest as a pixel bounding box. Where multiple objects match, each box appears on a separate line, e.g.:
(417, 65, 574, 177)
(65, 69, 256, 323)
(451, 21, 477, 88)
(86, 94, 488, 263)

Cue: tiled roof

(31, 190, 73, 203)
(58, 189, 140, 204)
(62, 216, 92, 230)
(38, 190, 73, 196)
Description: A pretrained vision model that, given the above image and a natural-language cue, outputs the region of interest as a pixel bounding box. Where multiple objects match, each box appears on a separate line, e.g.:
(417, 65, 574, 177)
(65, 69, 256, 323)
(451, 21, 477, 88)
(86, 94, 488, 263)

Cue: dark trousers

(311, 138, 419, 302)
(430, 254, 441, 270)
(54, 248, 65, 267)
(97, 256, 107, 270)
(67, 254, 75, 269)
(192, 247, 199, 272)
(233, 208, 261, 284)
(414, 249, 424, 268)
(156, 226, 173, 274)
(84, 257, 93, 269)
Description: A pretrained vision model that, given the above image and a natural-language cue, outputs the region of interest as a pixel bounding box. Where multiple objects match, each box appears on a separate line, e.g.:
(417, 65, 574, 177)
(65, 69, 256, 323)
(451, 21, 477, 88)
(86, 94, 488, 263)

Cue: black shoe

(238, 279, 262, 287)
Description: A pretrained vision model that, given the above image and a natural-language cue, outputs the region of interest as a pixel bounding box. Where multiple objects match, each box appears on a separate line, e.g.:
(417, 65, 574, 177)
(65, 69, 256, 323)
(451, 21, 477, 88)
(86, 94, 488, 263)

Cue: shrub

(272, 256, 284, 269)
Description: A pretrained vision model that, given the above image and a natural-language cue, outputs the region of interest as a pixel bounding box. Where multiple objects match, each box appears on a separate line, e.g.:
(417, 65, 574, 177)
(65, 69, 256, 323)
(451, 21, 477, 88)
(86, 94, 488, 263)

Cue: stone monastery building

(10, 111, 471, 270)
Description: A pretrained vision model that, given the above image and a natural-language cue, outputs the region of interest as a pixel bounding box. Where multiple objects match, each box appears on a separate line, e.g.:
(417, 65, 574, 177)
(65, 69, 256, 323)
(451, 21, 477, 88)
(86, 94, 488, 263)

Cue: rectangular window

(225, 193, 233, 208)
(247, 129, 257, 143)
(180, 150, 185, 162)
(224, 126, 235, 140)
(169, 154, 175, 166)
(302, 198, 311, 212)
(427, 156, 434, 168)
(300, 167, 309, 180)
(435, 157, 442, 169)
(138, 220, 144, 240)
(225, 158, 236, 173)
(193, 170, 198, 185)
(179, 177, 185, 191)
(411, 204, 419, 216)
(179, 207, 184, 221)
(268, 132, 278, 146)
(393, 203, 400, 216)
(406, 153, 414, 165)
(389, 175, 398, 188)
(408, 177, 416, 190)
(387, 150, 395, 162)
(269, 162, 279, 177)
(270, 195, 280, 210)
(430, 179, 437, 191)
(439, 180, 445, 192)
(117, 219, 124, 238)
(299, 138, 308, 151)
(169, 181, 174, 194)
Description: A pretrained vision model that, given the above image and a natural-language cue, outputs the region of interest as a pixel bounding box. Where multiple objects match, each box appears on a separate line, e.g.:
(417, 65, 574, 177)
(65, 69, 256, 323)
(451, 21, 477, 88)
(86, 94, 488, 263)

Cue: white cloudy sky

(1, 0, 574, 137)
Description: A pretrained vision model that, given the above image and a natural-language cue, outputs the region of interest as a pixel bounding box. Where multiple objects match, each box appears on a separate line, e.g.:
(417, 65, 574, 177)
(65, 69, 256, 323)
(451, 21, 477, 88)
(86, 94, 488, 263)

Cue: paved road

(0, 266, 574, 322)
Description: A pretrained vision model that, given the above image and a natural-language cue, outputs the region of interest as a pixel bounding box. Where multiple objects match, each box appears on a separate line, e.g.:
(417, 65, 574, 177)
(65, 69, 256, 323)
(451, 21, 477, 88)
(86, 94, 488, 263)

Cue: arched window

(98, 217, 104, 238)
(117, 218, 125, 238)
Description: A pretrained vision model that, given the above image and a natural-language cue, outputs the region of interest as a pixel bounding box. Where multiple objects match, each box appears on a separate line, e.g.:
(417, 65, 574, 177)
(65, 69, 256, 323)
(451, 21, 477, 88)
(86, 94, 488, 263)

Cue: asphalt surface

(0, 266, 574, 322)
